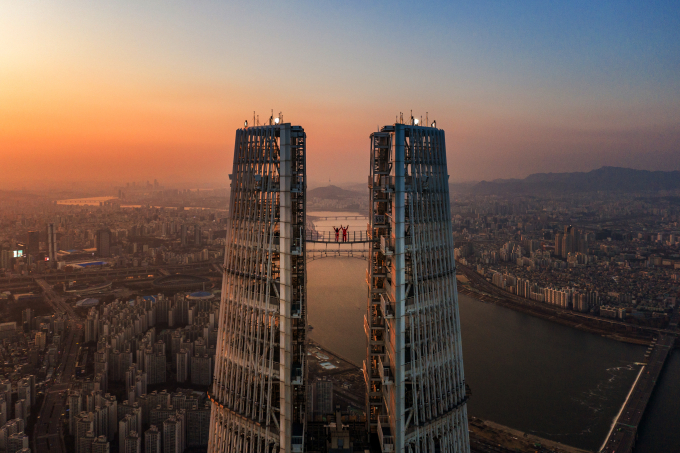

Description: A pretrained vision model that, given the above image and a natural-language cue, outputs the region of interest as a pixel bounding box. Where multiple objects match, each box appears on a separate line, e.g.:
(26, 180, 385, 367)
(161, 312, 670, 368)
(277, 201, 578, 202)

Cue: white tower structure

(366, 122, 470, 452)
(208, 123, 307, 453)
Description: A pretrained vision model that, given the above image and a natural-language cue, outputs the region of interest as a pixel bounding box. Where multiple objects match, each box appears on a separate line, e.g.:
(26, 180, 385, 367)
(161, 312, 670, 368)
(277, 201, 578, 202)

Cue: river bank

(469, 417, 591, 453)
(310, 340, 590, 453)
(458, 283, 652, 347)
(456, 265, 674, 347)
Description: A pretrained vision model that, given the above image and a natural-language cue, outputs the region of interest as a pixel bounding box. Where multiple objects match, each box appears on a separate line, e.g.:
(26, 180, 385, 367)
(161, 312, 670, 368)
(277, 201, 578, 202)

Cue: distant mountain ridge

(473, 167, 680, 194)
(308, 185, 361, 199)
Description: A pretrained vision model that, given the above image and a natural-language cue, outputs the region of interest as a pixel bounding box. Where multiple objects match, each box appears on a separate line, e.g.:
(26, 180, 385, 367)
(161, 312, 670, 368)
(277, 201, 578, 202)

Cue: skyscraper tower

(195, 226, 202, 246)
(366, 122, 470, 452)
(46, 223, 57, 263)
(181, 225, 187, 247)
(208, 123, 307, 453)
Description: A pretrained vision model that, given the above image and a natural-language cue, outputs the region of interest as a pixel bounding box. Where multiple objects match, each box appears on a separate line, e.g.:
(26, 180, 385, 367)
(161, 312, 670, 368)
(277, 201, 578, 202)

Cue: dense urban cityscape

(453, 190, 679, 327)
(0, 161, 679, 453)
(3, 2, 680, 452)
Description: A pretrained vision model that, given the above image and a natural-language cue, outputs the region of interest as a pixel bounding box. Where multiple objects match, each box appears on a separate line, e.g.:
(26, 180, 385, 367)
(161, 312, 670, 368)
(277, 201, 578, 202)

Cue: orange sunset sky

(2, 1, 679, 189)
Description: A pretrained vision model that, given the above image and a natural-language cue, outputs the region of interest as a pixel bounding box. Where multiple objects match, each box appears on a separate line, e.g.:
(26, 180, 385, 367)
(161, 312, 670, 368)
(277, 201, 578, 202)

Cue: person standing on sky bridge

(333, 226, 340, 242)
(341, 225, 349, 242)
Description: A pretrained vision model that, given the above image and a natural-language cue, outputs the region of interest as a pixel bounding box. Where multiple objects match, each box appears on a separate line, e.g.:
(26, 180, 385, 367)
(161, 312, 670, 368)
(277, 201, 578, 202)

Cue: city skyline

(2, 1, 680, 188)
(0, 121, 679, 452)
(1, 2, 680, 452)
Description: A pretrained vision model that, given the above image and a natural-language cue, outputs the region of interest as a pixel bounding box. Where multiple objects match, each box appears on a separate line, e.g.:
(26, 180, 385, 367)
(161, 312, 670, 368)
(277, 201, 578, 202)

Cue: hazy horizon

(4, 163, 680, 195)
(2, 1, 679, 190)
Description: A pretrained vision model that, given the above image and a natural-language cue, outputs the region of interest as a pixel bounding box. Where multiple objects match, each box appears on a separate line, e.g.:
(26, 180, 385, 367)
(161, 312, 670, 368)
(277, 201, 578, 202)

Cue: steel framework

(365, 124, 470, 453)
(208, 124, 307, 453)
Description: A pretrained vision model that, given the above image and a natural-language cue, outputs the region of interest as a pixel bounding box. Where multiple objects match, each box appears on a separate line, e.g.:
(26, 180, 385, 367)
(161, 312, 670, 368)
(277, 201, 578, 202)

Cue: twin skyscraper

(207, 121, 469, 453)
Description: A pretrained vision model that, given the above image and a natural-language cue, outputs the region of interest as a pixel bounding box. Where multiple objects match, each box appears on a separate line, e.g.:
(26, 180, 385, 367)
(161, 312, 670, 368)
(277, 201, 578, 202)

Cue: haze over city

(1, 2, 680, 453)
(2, 1, 680, 189)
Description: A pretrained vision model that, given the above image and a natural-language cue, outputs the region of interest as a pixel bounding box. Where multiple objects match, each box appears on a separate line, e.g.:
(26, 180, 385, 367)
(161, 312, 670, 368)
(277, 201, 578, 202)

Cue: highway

(35, 279, 79, 320)
(0, 261, 221, 291)
(33, 320, 83, 453)
(37, 261, 217, 283)
(34, 389, 67, 453)
(57, 320, 84, 384)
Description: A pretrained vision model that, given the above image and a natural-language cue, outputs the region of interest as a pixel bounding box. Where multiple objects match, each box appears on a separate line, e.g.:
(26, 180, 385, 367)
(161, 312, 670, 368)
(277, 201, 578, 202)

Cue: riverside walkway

(600, 309, 679, 452)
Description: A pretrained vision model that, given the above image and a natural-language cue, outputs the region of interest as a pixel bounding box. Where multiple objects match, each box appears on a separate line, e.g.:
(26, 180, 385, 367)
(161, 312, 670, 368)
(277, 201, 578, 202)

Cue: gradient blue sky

(1, 0, 679, 186)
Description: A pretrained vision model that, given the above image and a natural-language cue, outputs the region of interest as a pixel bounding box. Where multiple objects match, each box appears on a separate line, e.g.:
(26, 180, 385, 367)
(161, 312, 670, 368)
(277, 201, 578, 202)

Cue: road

(470, 436, 516, 452)
(35, 279, 79, 320)
(56, 321, 83, 384)
(600, 308, 678, 453)
(0, 261, 221, 291)
(33, 320, 83, 453)
(34, 389, 67, 453)
(469, 434, 569, 453)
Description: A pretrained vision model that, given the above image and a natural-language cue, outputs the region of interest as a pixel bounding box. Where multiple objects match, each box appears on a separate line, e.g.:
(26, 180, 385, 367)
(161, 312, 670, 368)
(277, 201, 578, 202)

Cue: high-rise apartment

(0, 397, 7, 427)
(76, 412, 95, 453)
(560, 225, 587, 257)
(8, 432, 29, 453)
(124, 431, 141, 453)
(190, 354, 212, 386)
(0, 250, 12, 270)
(144, 351, 166, 385)
(144, 425, 161, 453)
(46, 223, 57, 262)
(91, 435, 110, 453)
(195, 226, 202, 246)
(208, 123, 307, 453)
(96, 229, 111, 258)
(26, 231, 40, 255)
(180, 225, 187, 247)
(21, 309, 33, 332)
(366, 123, 470, 452)
(118, 414, 138, 451)
(163, 416, 184, 453)
(69, 391, 82, 435)
(176, 349, 189, 383)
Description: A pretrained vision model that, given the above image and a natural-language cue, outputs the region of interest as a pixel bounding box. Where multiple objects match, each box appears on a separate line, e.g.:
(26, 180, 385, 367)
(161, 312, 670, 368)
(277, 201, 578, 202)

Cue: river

(306, 256, 678, 452)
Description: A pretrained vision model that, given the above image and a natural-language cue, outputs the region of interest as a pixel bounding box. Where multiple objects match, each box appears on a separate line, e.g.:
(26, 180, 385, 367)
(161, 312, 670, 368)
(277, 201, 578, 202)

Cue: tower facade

(366, 123, 470, 452)
(47, 223, 57, 263)
(208, 124, 307, 453)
